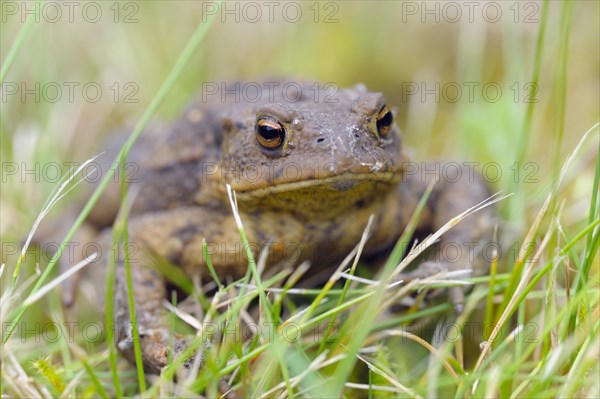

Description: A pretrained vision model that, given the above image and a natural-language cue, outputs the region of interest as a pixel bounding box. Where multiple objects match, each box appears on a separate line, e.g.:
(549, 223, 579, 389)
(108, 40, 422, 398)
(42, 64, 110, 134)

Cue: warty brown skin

(68, 82, 496, 373)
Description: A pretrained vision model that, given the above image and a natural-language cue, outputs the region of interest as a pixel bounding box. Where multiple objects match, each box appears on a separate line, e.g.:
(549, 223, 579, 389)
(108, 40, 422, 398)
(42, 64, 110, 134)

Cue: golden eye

(376, 105, 393, 137)
(256, 117, 285, 150)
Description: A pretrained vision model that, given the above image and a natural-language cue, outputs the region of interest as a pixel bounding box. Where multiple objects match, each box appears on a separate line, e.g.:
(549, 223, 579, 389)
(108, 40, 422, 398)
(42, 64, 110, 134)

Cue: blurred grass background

(1, 0, 598, 397)
(0, 1, 600, 235)
(1, 0, 598, 235)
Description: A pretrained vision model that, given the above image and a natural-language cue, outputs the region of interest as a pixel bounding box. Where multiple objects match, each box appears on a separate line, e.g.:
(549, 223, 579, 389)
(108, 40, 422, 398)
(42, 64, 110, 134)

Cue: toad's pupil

(259, 124, 281, 140)
(377, 111, 393, 129)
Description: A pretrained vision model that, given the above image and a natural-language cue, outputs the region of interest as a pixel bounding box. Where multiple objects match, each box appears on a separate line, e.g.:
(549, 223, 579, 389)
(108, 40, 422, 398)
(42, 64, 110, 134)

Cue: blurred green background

(1, 0, 598, 237)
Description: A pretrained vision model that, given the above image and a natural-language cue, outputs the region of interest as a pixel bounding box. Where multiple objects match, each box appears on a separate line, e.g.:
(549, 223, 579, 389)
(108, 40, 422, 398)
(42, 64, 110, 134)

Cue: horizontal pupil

(378, 112, 392, 127)
(260, 125, 281, 140)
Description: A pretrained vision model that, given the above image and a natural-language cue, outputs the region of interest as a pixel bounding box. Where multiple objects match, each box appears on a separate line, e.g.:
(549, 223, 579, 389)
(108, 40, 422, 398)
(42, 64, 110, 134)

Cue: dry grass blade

(234, 285, 316, 295)
(356, 353, 422, 398)
(3, 347, 53, 398)
(473, 193, 553, 375)
(556, 122, 599, 190)
(274, 351, 330, 399)
(59, 368, 86, 399)
(22, 252, 98, 308)
(258, 350, 372, 398)
(338, 273, 382, 285)
(298, 216, 374, 326)
(389, 192, 512, 281)
(226, 184, 243, 230)
(344, 382, 403, 393)
(211, 290, 255, 310)
(284, 297, 330, 325)
(17, 155, 101, 272)
(379, 268, 475, 313)
(370, 329, 460, 381)
(0, 267, 41, 323)
(163, 300, 203, 331)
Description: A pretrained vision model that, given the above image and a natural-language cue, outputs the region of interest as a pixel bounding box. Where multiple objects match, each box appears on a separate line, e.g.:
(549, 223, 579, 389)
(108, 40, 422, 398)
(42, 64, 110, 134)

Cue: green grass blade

(82, 360, 110, 399)
(0, 0, 41, 84)
(104, 228, 123, 397)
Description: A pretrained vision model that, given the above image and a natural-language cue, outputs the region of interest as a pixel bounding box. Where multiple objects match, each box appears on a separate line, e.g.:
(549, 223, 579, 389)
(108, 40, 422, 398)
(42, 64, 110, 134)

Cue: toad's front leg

(111, 206, 242, 373)
(114, 258, 192, 373)
(398, 163, 497, 313)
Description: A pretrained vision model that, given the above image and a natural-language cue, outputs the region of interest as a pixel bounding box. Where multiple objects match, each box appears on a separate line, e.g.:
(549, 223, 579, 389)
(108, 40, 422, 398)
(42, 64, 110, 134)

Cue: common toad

(61, 81, 496, 373)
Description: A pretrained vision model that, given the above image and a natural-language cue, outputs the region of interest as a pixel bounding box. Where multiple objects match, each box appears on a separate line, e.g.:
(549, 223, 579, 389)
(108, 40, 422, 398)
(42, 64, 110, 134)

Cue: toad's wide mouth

(232, 171, 402, 200)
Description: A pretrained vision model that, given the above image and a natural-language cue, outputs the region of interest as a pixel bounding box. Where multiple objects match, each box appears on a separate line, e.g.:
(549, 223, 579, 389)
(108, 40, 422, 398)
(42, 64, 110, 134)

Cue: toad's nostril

(317, 138, 326, 143)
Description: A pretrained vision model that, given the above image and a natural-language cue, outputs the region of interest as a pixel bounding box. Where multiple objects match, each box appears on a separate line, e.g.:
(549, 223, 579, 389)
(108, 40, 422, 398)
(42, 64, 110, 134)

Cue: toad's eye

(376, 105, 393, 137)
(256, 117, 285, 150)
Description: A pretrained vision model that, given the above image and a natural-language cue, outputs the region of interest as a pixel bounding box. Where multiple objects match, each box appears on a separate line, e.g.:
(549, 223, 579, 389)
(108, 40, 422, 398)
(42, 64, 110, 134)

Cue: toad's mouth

(232, 171, 401, 200)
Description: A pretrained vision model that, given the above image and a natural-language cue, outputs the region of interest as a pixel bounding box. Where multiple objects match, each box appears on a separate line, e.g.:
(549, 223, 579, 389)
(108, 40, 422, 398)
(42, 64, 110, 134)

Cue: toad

(56, 81, 497, 373)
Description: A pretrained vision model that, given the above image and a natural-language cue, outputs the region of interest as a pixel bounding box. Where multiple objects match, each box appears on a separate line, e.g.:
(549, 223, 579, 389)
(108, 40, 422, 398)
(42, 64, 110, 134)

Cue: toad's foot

(117, 325, 196, 374)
